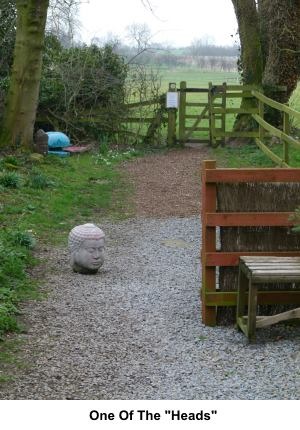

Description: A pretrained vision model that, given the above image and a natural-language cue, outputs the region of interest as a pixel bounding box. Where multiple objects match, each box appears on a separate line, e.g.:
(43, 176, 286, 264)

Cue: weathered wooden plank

(248, 283, 257, 341)
(182, 88, 209, 93)
(205, 252, 300, 267)
(225, 92, 253, 98)
(243, 257, 300, 261)
(252, 275, 300, 283)
(241, 256, 300, 263)
(206, 212, 293, 227)
(205, 168, 300, 183)
(259, 144, 283, 165)
(204, 291, 300, 306)
(256, 307, 300, 328)
(252, 269, 300, 274)
(226, 84, 257, 91)
(252, 90, 300, 121)
(253, 116, 300, 149)
(244, 266, 300, 270)
(246, 260, 300, 264)
(201, 160, 217, 326)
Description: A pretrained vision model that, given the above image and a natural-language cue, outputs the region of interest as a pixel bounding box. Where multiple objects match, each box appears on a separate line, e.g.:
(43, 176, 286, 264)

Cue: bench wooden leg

(237, 267, 247, 320)
(247, 279, 257, 342)
(236, 266, 248, 335)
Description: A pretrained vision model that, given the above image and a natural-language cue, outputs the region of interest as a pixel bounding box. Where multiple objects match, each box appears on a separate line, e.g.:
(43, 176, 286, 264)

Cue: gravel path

(0, 216, 299, 400)
(1, 148, 299, 399)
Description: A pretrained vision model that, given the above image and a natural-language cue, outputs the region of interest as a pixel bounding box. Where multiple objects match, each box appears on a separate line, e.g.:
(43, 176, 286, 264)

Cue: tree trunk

(262, 0, 300, 102)
(231, 0, 263, 133)
(0, 0, 49, 150)
(232, 0, 264, 85)
(232, 0, 300, 132)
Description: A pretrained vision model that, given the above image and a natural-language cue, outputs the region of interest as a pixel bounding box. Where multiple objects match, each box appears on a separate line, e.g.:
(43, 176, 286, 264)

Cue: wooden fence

(252, 90, 300, 166)
(201, 160, 300, 326)
(168, 82, 300, 167)
(209, 83, 259, 146)
(210, 85, 300, 166)
(120, 96, 167, 144)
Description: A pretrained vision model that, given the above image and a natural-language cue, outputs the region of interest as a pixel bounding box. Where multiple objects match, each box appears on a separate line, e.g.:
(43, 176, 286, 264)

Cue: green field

(159, 67, 239, 90)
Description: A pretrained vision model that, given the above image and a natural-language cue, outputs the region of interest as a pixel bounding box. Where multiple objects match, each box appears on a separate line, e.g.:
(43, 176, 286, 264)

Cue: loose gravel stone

(0, 216, 299, 399)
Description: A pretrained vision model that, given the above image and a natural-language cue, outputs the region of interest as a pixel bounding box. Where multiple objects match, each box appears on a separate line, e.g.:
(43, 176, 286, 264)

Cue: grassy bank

(0, 148, 140, 339)
(212, 140, 300, 168)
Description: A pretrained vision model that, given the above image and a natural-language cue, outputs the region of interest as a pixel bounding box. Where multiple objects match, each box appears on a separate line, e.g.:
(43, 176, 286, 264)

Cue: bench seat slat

(237, 255, 300, 341)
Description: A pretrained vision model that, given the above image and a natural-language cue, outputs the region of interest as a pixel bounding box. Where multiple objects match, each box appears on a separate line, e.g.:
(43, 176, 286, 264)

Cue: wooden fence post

(221, 82, 227, 146)
(167, 83, 177, 146)
(179, 81, 186, 145)
(201, 160, 217, 326)
(208, 82, 217, 147)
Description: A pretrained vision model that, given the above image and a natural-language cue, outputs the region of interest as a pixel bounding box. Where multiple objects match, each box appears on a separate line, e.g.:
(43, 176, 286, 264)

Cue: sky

(79, 0, 238, 47)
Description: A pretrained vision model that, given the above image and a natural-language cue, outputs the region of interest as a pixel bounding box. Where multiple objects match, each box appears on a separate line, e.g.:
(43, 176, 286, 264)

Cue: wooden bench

(237, 256, 300, 341)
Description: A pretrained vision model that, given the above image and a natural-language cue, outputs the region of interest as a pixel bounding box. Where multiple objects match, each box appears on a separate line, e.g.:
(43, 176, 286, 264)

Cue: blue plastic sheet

(48, 150, 70, 157)
(46, 131, 70, 148)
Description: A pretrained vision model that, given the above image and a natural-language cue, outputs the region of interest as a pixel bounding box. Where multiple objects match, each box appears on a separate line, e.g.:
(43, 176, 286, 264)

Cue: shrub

(0, 172, 22, 188)
(10, 230, 37, 249)
(38, 36, 128, 141)
(27, 170, 55, 189)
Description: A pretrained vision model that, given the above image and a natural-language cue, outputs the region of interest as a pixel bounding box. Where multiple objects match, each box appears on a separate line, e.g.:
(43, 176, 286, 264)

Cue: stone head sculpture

(68, 223, 105, 274)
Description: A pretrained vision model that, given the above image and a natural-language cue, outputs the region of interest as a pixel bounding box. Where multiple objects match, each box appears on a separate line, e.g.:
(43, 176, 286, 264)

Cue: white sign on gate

(166, 92, 179, 109)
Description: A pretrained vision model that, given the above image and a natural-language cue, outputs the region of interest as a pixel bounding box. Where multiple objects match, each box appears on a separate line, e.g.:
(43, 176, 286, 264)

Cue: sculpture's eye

(87, 248, 96, 253)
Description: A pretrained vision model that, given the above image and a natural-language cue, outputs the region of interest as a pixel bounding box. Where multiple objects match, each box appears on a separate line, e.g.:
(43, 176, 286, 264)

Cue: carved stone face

(68, 223, 105, 274)
(71, 238, 105, 273)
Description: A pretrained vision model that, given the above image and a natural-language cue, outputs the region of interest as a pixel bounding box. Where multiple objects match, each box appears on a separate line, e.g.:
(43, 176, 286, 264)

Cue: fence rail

(201, 160, 300, 326)
(120, 95, 167, 143)
(251, 90, 300, 166)
(204, 83, 300, 166)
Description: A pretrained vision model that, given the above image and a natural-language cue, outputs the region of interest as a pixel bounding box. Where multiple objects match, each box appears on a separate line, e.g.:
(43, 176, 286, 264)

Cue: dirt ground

(121, 146, 211, 218)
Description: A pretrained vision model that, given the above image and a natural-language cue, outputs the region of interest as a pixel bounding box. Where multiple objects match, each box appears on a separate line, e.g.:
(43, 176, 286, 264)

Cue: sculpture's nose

(94, 249, 103, 260)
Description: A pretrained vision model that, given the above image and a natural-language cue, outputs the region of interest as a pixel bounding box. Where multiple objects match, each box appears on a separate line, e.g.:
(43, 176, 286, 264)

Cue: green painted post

(179, 81, 186, 145)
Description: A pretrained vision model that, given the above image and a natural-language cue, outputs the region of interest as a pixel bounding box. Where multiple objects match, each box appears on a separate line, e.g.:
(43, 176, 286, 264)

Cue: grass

(0, 151, 137, 244)
(212, 141, 277, 167)
(211, 135, 300, 168)
(0, 147, 143, 346)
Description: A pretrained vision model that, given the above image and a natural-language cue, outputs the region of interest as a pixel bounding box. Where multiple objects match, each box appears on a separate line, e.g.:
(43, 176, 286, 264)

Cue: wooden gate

(177, 81, 226, 145)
